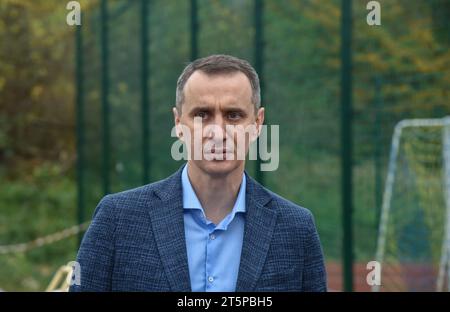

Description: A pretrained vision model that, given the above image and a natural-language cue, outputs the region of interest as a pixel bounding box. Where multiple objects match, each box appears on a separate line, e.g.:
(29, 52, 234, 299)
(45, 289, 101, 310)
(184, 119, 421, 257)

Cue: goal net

(373, 117, 450, 291)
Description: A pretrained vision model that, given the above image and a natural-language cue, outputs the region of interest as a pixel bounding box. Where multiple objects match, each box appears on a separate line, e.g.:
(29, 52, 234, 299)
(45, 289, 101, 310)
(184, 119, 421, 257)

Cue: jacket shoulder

(94, 174, 175, 219)
(108, 167, 182, 203)
(265, 189, 316, 231)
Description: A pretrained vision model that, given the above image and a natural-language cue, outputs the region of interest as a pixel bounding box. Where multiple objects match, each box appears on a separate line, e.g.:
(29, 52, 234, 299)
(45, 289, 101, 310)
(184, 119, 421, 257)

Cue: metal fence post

(341, 0, 354, 292)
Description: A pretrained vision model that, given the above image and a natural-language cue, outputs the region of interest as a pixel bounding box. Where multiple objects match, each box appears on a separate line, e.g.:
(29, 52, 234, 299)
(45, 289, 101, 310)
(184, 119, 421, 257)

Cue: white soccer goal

(373, 117, 450, 292)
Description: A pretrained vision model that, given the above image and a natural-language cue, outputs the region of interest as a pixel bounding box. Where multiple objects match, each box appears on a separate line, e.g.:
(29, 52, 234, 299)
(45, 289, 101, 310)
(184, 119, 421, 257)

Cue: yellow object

(46, 264, 74, 292)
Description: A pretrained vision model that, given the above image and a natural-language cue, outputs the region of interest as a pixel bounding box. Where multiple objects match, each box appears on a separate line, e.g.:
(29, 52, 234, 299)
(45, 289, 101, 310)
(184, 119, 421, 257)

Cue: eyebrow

(188, 106, 214, 116)
(188, 106, 247, 114)
(222, 107, 247, 115)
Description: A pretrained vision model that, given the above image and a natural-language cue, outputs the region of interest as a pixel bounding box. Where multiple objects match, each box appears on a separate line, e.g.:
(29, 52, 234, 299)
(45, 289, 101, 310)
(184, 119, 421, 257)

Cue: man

(71, 54, 327, 292)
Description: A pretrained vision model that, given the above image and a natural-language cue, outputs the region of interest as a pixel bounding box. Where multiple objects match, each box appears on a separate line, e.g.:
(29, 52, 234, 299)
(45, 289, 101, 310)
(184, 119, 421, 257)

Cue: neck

(186, 162, 244, 224)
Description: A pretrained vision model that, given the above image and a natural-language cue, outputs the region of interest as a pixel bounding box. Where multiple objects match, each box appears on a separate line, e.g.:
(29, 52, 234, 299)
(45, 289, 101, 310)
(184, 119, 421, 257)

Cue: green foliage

(0, 0, 76, 178)
(0, 163, 77, 291)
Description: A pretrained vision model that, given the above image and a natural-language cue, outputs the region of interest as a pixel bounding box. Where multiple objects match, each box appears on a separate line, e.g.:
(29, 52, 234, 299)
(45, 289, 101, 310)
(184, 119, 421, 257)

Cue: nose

(214, 113, 226, 130)
(205, 114, 227, 141)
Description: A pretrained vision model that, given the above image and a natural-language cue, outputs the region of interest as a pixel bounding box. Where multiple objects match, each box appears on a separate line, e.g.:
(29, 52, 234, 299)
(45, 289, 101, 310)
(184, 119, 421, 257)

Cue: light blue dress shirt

(181, 164, 246, 292)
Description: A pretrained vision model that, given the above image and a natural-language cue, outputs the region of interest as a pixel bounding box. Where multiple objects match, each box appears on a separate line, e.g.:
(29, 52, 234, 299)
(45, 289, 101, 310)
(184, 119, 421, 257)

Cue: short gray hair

(176, 54, 261, 113)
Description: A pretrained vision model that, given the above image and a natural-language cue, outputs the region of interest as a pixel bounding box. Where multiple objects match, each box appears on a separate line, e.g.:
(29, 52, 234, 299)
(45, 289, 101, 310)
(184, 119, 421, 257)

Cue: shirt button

(208, 276, 214, 283)
(209, 234, 216, 240)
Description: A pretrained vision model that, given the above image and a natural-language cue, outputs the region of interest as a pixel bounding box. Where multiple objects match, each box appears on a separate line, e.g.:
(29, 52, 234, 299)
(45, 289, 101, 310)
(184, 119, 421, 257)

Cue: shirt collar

(181, 164, 246, 215)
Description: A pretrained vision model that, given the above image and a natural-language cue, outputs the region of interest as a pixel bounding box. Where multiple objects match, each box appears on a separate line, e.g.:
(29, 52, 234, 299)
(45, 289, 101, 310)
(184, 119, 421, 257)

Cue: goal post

(373, 117, 450, 292)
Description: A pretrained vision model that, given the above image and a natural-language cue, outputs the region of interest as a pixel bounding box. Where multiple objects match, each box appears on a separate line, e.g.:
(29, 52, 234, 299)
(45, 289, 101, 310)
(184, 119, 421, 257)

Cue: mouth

(204, 148, 234, 160)
(210, 149, 228, 154)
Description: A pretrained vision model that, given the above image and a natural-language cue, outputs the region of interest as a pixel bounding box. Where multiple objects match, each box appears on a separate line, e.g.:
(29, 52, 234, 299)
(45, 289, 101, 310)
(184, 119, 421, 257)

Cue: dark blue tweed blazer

(70, 165, 327, 291)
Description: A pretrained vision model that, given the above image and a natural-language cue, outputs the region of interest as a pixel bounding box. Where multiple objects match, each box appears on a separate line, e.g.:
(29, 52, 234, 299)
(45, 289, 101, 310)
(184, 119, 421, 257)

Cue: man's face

(173, 70, 264, 177)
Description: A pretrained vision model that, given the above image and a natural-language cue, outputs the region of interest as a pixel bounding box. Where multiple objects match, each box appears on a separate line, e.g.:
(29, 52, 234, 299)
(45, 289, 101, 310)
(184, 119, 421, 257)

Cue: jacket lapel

(236, 174, 278, 291)
(148, 166, 192, 292)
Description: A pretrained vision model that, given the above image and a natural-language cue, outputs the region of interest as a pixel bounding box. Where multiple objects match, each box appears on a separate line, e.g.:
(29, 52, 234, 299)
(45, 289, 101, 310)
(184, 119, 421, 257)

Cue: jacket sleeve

(69, 195, 116, 292)
(302, 211, 327, 292)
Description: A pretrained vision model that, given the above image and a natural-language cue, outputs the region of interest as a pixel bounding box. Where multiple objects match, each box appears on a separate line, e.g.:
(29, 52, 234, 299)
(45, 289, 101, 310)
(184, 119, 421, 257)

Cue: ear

(173, 107, 180, 123)
(255, 107, 265, 136)
(173, 107, 183, 139)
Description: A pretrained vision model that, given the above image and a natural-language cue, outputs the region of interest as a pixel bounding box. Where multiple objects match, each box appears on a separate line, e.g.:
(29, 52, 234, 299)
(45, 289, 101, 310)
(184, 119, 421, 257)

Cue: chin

(193, 159, 243, 177)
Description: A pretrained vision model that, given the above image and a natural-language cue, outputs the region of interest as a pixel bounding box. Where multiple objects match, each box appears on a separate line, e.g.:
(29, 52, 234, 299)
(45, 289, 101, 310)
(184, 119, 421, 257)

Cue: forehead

(183, 70, 253, 108)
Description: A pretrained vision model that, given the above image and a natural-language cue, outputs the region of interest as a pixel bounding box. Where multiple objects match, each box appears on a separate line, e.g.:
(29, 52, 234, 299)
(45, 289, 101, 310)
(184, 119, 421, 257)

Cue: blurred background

(0, 0, 449, 291)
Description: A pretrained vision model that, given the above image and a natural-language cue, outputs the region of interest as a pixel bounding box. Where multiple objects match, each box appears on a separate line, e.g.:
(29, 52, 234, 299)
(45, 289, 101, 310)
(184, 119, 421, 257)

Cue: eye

(194, 111, 208, 119)
(227, 111, 242, 120)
